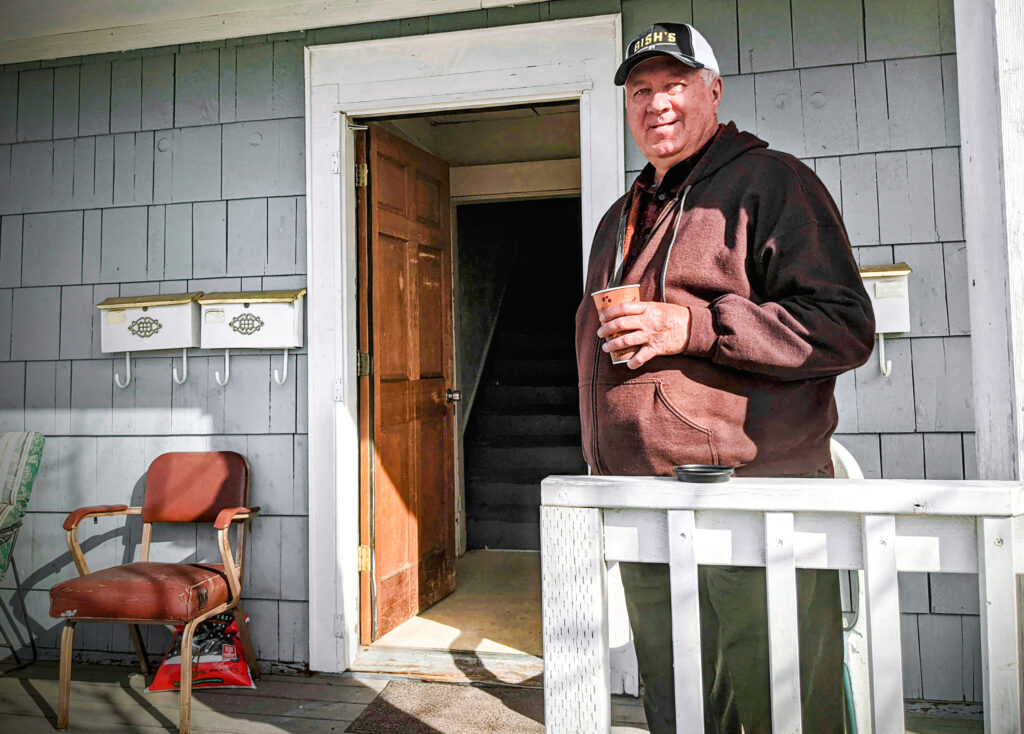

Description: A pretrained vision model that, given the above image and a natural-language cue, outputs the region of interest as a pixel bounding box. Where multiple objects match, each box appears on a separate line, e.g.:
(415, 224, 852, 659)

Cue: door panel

(359, 123, 456, 643)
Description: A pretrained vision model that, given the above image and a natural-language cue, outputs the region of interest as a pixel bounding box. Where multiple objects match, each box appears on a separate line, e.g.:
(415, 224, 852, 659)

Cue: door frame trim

(305, 14, 624, 673)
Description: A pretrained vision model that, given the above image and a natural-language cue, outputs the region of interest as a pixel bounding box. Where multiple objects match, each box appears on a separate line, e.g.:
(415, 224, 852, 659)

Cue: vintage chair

(49, 451, 260, 734)
(0, 431, 46, 664)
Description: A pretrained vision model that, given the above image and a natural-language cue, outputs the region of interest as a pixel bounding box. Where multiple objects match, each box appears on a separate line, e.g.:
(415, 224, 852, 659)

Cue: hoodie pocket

(595, 379, 717, 475)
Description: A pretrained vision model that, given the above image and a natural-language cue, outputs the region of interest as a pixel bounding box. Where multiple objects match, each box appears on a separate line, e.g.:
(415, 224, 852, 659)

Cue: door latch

(357, 351, 371, 377)
(445, 389, 462, 403)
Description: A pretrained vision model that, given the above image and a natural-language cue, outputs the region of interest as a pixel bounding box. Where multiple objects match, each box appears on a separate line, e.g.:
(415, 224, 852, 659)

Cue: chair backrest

(830, 438, 864, 480)
(142, 452, 249, 524)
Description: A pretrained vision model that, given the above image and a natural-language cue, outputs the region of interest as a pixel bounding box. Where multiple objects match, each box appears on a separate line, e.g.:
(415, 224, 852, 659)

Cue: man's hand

(597, 301, 692, 368)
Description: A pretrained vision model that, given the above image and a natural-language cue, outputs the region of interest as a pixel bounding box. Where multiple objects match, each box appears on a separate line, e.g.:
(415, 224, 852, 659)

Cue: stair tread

(473, 404, 579, 416)
(468, 433, 582, 448)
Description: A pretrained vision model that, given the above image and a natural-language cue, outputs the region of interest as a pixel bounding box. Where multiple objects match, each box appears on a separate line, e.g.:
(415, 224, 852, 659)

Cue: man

(574, 22, 875, 734)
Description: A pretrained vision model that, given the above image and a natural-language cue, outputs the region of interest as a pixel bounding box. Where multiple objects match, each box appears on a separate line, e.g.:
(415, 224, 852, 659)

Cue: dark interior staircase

(463, 198, 584, 551)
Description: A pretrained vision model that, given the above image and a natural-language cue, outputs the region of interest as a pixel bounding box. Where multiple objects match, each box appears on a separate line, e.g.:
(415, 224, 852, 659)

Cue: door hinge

(355, 162, 369, 187)
(357, 351, 371, 377)
(358, 544, 371, 572)
(330, 151, 340, 174)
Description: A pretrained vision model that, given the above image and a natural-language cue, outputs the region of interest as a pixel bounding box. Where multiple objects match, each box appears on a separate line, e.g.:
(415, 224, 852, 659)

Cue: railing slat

(540, 506, 611, 733)
(862, 514, 904, 734)
(667, 510, 704, 730)
(765, 512, 803, 733)
(977, 516, 1021, 733)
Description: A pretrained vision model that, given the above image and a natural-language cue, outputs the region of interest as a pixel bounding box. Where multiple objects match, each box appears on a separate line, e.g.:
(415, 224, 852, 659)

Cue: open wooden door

(357, 124, 457, 643)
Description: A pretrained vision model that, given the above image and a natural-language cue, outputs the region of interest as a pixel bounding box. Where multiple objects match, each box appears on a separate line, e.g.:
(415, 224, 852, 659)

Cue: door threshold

(350, 645, 543, 687)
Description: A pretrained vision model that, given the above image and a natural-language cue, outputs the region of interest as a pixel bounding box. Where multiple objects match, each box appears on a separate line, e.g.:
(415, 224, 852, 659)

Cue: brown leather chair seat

(50, 562, 229, 623)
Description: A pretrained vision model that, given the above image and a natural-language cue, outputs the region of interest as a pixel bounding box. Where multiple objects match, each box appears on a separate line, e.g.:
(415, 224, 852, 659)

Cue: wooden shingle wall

(0, 35, 310, 668)
(0, 0, 980, 698)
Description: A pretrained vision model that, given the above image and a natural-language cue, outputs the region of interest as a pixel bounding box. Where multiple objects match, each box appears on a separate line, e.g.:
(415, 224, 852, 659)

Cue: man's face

(624, 56, 722, 174)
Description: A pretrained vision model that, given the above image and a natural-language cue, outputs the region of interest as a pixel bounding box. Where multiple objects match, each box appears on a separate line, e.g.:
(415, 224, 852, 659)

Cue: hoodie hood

(639, 121, 768, 190)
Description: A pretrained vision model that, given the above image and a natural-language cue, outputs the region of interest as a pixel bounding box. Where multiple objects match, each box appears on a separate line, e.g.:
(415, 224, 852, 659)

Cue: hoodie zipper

(660, 185, 692, 302)
(590, 195, 632, 474)
(589, 183, 692, 475)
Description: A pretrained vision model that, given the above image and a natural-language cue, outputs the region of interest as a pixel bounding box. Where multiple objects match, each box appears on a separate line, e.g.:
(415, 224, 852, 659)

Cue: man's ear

(711, 75, 723, 111)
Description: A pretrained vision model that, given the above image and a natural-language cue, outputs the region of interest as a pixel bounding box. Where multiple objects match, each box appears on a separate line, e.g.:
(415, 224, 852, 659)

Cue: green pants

(620, 563, 846, 734)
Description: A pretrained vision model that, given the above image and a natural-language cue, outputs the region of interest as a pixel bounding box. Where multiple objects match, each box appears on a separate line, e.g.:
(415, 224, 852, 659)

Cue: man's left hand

(597, 301, 692, 369)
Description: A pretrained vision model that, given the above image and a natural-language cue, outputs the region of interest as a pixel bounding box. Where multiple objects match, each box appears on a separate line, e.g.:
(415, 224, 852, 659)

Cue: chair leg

(178, 619, 198, 734)
(10, 556, 37, 663)
(57, 621, 76, 729)
(0, 610, 22, 665)
(232, 605, 260, 679)
(128, 624, 152, 675)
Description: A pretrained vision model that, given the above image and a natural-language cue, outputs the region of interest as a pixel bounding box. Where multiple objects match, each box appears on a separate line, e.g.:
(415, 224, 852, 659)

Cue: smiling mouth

(649, 120, 679, 131)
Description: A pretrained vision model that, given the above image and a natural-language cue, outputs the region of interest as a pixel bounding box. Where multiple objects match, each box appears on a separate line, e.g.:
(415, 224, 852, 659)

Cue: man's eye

(632, 88, 649, 97)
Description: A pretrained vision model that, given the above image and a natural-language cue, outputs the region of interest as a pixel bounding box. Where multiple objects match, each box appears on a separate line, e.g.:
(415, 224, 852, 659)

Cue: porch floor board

(0, 660, 984, 732)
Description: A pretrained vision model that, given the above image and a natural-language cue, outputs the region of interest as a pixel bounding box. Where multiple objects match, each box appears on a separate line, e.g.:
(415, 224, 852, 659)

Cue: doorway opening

(353, 102, 584, 682)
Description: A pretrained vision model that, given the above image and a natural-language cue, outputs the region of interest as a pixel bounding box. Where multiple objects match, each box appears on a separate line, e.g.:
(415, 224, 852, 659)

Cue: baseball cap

(614, 23, 720, 85)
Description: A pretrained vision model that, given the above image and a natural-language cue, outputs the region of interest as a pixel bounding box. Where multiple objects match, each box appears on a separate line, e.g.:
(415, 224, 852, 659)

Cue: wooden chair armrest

(216, 507, 259, 598)
(214, 506, 261, 530)
(63, 505, 141, 531)
(64, 506, 141, 576)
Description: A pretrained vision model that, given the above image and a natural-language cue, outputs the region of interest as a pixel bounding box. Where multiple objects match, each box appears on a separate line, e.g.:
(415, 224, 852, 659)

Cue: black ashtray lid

(672, 464, 734, 483)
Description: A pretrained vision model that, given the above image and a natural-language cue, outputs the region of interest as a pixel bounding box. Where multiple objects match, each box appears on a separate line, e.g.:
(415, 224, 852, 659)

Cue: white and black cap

(614, 23, 720, 85)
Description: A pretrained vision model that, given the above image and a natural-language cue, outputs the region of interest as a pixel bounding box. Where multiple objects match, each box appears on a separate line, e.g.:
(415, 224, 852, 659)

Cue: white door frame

(304, 14, 624, 673)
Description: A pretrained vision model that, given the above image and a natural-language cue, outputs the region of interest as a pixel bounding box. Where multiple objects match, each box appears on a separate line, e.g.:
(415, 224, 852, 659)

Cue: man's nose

(648, 91, 671, 114)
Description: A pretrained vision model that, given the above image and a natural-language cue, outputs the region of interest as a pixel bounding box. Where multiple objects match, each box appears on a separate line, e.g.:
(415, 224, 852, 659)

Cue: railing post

(667, 510, 704, 729)
(977, 516, 1021, 732)
(765, 512, 802, 733)
(541, 505, 611, 733)
(862, 514, 903, 734)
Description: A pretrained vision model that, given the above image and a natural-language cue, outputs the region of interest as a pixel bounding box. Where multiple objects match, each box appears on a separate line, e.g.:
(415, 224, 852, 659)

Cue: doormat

(346, 679, 544, 734)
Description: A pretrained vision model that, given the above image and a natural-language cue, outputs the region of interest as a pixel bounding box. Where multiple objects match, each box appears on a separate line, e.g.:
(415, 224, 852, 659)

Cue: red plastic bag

(147, 612, 256, 692)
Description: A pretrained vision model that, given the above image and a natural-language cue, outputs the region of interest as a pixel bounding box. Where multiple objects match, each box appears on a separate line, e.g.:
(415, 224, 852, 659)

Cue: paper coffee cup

(591, 284, 641, 365)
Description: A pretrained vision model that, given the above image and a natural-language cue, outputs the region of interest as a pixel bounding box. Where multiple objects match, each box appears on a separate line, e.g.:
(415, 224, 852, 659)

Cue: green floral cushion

(0, 431, 46, 580)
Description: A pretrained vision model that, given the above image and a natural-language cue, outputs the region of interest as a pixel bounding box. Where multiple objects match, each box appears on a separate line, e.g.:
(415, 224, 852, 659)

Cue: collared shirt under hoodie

(575, 122, 875, 478)
(621, 133, 716, 277)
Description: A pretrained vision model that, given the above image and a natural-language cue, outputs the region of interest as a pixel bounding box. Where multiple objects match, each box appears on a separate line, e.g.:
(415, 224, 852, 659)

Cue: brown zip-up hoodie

(575, 122, 875, 478)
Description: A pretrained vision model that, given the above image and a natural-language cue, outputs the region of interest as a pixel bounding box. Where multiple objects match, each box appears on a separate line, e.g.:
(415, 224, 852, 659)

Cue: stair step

(471, 411, 580, 436)
(486, 357, 577, 384)
(465, 444, 587, 474)
(477, 403, 580, 416)
(490, 330, 574, 358)
(469, 432, 582, 449)
(465, 503, 541, 523)
(476, 384, 578, 408)
(465, 480, 540, 508)
(466, 468, 584, 484)
(467, 519, 540, 550)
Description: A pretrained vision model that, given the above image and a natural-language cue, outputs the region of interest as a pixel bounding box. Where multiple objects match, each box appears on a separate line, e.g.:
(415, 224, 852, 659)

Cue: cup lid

(590, 284, 640, 297)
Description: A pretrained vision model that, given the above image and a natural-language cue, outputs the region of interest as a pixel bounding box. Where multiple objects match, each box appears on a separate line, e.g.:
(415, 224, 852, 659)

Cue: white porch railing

(540, 475, 1024, 734)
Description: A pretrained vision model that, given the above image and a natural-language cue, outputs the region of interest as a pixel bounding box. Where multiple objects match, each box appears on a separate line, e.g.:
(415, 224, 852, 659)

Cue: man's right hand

(597, 300, 692, 369)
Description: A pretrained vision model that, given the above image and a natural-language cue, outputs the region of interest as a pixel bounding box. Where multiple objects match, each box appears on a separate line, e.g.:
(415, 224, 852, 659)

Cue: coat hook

(878, 333, 892, 377)
(273, 349, 289, 385)
(114, 352, 132, 389)
(172, 348, 189, 385)
(214, 349, 231, 386)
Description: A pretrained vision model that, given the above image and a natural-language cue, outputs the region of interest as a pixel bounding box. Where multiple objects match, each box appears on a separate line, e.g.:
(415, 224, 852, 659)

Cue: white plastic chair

(831, 438, 869, 734)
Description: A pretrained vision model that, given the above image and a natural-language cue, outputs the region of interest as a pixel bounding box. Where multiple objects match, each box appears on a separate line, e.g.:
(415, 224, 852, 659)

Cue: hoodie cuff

(682, 305, 717, 356)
